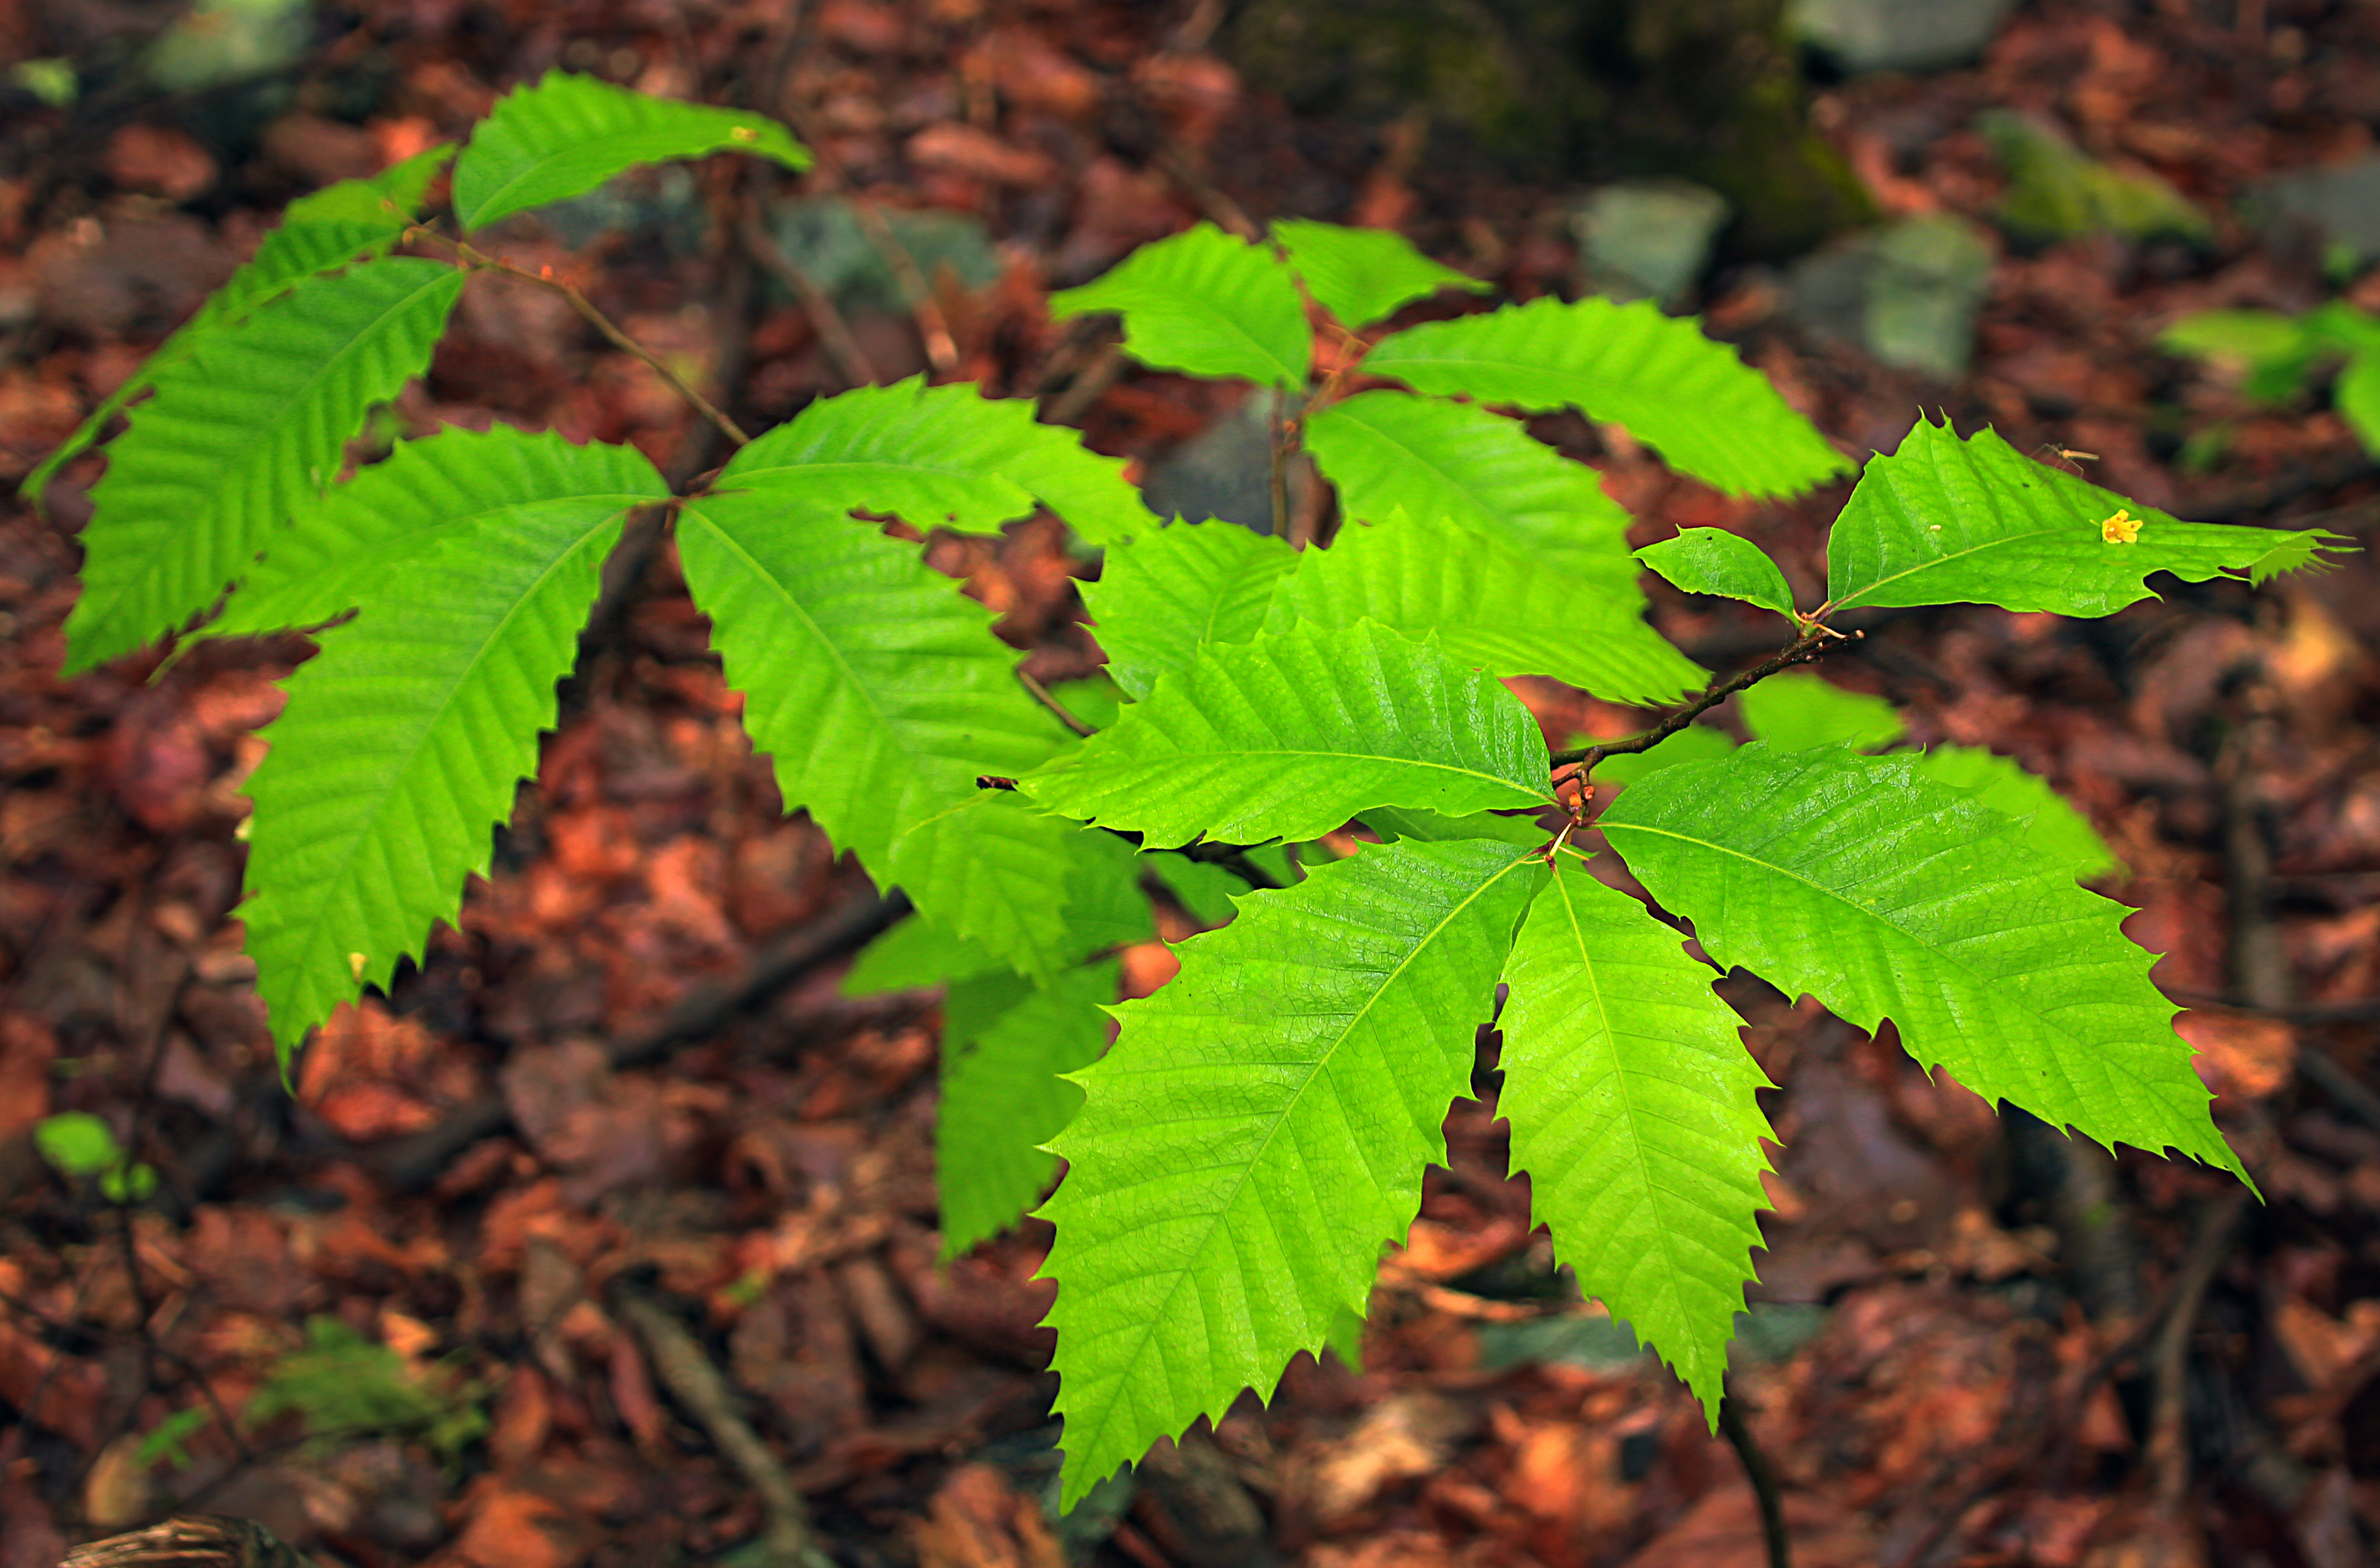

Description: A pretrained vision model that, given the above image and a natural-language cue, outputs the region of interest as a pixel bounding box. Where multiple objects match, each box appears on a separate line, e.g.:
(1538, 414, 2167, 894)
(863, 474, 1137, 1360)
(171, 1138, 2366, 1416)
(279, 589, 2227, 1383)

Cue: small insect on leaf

(2100, 509, 2142, 545)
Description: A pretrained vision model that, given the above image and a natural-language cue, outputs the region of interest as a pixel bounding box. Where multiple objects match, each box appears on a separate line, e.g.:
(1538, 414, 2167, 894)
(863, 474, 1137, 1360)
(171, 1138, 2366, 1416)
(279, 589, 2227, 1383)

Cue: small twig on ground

(614, 1282, 834, 1568)
(2148, 1191, 2250, 1514)
(432, 236, 751, 449)
(366, 889, 905, 1192)
(1019, 669, 1097, 737)
(1550, 630, 1832, 772)
(1717, 1392, 1791, 1568)
(64, 1515, 325, 1568)
(739, 206, 883, 388)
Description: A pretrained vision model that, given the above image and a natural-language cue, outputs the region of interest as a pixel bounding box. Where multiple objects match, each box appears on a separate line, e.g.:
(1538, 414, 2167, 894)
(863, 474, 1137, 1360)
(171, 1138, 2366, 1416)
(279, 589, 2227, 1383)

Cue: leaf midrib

(680, 504, 969, 858)
(1070, 847, 1535, 1468)
(281, 509, 626, 1020)
(1599, 815, 2099, 1106)
(84, 265, 463, 655)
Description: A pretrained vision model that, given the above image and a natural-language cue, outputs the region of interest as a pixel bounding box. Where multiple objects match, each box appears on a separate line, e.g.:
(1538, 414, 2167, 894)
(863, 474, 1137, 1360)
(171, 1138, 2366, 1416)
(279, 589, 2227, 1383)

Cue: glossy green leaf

(1498, 871, 1773, 1417)
(1737, 672, 1904, 752)
(1362, 297, 1852, 498)
(1049, 223, 1310, 388)
(717, 377, 1153, 544)
(1021, 621, 1552, 847)
(1636, 528, 1796, 617)
(1589, 724, 1738, 786)
(64, 258, 466, 672)
(1599, 746, 2244, 1177)
(676, 492, 1071, 968)
(1081, 522, 1296, 700)
(1265, 509, 1706, 706)
(940, 959, 1119, 1258)
(842, 915, 1009, 997)
(1041, 836, 1539, 1506)
(1359, 805, 1547, 848)
(24, 146, 454, 511)
(1271, 218, 1486, 329)
(1824, 418, 2353, 616)
(1146, 852, 1243, 926)
(1303, 391, 1634, 570)
(453, 70, 808, 232)
(1908, 745, 2120, 879)
(242, 431, 663, 1047)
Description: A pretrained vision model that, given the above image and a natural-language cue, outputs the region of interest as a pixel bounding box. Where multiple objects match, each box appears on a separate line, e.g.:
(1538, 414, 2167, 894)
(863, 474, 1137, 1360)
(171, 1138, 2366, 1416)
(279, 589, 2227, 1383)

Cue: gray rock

(767, 196, 1002, 316)
(2247, 154, 2380, 267)
(1572, 180, 1733, 307)
(1786, 212, 1995, 379)
(1789, 0, 2017, 74)
(1139, 396, 1313, 533)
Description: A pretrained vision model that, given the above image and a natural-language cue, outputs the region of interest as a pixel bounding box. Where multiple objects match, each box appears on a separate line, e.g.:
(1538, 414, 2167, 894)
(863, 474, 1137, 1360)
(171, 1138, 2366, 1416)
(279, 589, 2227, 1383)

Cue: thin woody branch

(437, 236, 752, 449)
(1548, 627, 1833, 773)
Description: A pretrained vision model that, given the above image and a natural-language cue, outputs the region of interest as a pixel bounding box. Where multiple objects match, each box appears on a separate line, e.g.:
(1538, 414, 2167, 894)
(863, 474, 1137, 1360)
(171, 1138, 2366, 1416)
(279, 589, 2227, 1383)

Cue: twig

(442, 238, 750, 449)
(843, 195, 958, 376)
(1549, 629, 1832, 771)
(613, 1283, 834, 1568)
(1717, 1393, 1791, 1568)
(1019, 669, 1096, 737)
(64, 1515, 325, 1568)
(739, 206, 883, 387)
(1270, 388, 1297, 545)
(2148, 1191, 2249, 1514)
(365, 889, 905, 1192)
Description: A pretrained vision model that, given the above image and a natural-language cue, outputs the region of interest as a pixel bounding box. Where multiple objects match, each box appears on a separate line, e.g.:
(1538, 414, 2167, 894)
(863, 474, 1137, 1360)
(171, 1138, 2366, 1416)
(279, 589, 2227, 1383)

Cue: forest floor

(3, 1, 2380, 1565)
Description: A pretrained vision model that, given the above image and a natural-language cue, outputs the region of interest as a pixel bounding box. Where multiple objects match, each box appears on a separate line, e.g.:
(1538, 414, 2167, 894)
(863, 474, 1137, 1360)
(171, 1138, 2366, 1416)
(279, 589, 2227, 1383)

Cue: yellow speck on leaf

(348, 952, 368, 982)
(2100, 509, 2142, 544)
(729, 126, 758, 143)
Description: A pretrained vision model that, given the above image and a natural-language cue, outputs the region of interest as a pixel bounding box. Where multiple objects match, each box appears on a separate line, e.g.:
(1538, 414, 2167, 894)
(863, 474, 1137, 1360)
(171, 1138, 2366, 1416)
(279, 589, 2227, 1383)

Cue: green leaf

(675, 493, 1069, 955)
(2335, 352, 2380, 456)
(1598, 746, 2244, 1178)
(1021, 621, 1552, 847)
(1049, 223, 1310, 388)
(1823, 418, 2354, 616)
(1907, 745, 2120, 879)
(34, 1112, 124, 1178)
(242, 431, 663, 1047)
(1265, 509, 1706, 706)
(64, 258, 466, 672)
(716, 377, 1153, 544)
(1635, 528, 1796, 618)
(2159, 309, 2310, 369)
(1146, 852, 1243, 926)
(23, 146, 455, 511)
(1081, 522, 1297, 700)
(888, 795, 1095, 978)
(453, 70, 808, 232)
(843, 914, 1009, 997)
(1737, 672, 1904, 752)
(1270, 218, 1487, 329)
(1361, 297, 1852, 498)
(1303, 391, 1634, 570)
(214, 424, 658, 640)
(1041, 836, 1539, 1507)
(1589, 724, 1739, 787)
(889, 803, 1158, 978)
(1360, 805, 1548, 848)
(1497, 871, 1773, 1417)
(939, 959, 1119, 1258)
(1977, 109, 2211, 245)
